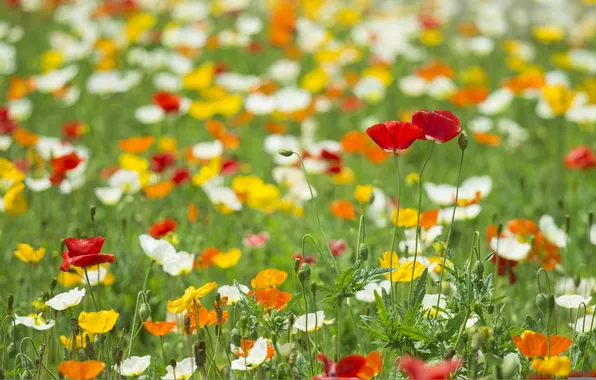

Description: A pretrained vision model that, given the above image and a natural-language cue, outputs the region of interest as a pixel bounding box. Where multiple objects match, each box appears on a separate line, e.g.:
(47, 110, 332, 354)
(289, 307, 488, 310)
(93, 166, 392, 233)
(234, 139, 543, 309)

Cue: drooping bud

(138, 303, 151, 322)
(169, 359, 177, 369)
(536, 293, 548, 314)
(278, 149, 294, 157)
(458, 131, 468, 151)
(90, 205, 96, 220)
(473, 261, 484, 278)
(231, 328, 241, 346)
(359, 243, 369, 261)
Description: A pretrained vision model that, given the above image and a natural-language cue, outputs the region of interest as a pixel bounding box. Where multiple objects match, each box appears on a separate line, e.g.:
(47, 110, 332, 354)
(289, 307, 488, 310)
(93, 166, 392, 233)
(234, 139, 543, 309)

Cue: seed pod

(458, 131, 468, 151)
(359, 243, 369, 261)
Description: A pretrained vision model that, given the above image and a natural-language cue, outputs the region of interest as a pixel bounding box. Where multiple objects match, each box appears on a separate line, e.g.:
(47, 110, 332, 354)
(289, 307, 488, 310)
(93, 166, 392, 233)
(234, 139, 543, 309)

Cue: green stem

(408, 141, 435, 306)
(389, 154, 401, 309)
(301, 282, 313, 379)
(84, 268, 99, 312)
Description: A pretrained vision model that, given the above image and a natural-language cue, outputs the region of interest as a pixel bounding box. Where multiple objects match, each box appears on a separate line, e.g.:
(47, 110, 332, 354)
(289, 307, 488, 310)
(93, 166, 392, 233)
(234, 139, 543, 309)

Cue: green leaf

(411, 268, 428, 309)
(398, 325, 428, 342)
(374, 289, 389, 325)
(444, 312, 466, 339)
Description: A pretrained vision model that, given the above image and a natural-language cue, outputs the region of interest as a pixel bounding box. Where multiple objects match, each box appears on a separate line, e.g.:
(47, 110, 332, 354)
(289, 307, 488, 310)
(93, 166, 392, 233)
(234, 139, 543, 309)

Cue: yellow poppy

(78, 310, 119, 334)
(14, 244, 45, 263)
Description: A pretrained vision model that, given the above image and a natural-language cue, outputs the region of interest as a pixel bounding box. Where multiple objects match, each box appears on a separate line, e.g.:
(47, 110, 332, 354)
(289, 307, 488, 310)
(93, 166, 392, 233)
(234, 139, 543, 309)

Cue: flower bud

(138, 303, 151, 322)
(293, 258, 301, 274)
(144, 290, 152, 302)
(7, 342, 15, 358)
(298, 263, 311, 283)
(547, 294, 555, 312)
(458, 131, 468, 151)
(359, 243, 369, 261)
(184, 316, 191, 335)
(502, 353, 520, 379)
(194, 342, 206, 368)
(90, 205, 96, 219)
(536, 293, 548, 314)
(310, 282, 317, 296)
(473, 261, 484, 278)
(7, 294, 14, 315)
(231, 328, 241, 346)
(278, 149, 294, 157)
(169, 359, 177, 369)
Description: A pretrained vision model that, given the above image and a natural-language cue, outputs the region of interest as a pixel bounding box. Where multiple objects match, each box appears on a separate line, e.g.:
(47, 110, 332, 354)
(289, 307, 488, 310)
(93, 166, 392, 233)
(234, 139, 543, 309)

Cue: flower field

(1, 0, 596, 379)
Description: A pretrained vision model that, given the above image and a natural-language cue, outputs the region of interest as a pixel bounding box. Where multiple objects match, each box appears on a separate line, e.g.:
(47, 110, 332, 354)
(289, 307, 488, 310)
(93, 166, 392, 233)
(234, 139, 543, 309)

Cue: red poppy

(50, 152, 83, 185)
(220, 159, 239, 176)
(564, 146, 596, 170)
(293, 253, 316, 266)
(171, 167, 190, 185)
(313, 354, 368, 380)
(399, 355, 462, 380)
(151, 152, 176, 173)
(243, 232, 270, 248)
(411, 110, 461, 143)
(366, 121, 423, 152)
(490, 254, 518, 284)
(59, 237, 115, 272)
(329, 240, 347, 256)
(62, 121, 86, 139)
(0, 107, 18, 134)
(247, 41, 263, 54)
(153, 91, 181, 113)
(149, 218, 177, 238)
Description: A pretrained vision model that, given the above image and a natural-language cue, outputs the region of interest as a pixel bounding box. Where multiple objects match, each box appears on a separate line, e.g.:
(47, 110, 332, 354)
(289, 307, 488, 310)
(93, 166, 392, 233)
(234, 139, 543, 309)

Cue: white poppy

(287, 181, 316, 201)
(555, 295, 592, 309)
(468, 36, 494, 56)
(25, 176, 52, 192)
(469, 117, 493, 133)
(427, 77, 456, 100)
(466, 315, 479, 328)
(153, 72, 182, 92)
(217, 284, 249, 304)
(478, 88, 514, 115)
(272, 167, 305, 187)
(162, 251, 194, 276)
(216, 73, 259, 93)
(45, 288, 85, 311)
(276, 342, 294, 357)
(139, 235, 176, 265)
(108, 169, 141, 193)
(81, 266, 109, 286)
(355, 281, 391, 303)
(86, 70, 142, 95)
(0, 42, 16, 75)
(539, 215, 567, 248)
(245, 93, 276, 115)
(95, 187, 123, 206)
(0, 135, 12, 151)
(236, 15, 263, 36)
(114, 355, 151, 377)
(294, 311, 325, 332)
(591, 224, 596, 245)
(366, 188, 388, 228)
(8, 98, 32, 121)
(269, 60, 301, 83)
(230, 337, 269, 371)
(274, 88, 311, 113)
(490, 236, 531, 261)
(15, 313, 55, 331)
(34, 65, 79, 93)
(162, 357, 196, 380)
(354, 76, 385, 103)
(399, 75, 426, 97)
(399, 225, 444, 254)
(135, 105, 165, 124)
(422, 294, 447, 315)
(203, 183, 242, 211)
(571, 315, 596, 333)
(425, 177, 491, 206)
(438, 204, 482, 223)
(192, 140, 223, 160)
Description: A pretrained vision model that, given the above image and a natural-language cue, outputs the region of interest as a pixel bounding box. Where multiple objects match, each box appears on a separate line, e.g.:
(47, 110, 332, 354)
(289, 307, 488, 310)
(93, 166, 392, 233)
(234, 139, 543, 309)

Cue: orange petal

(143, 181, 174, 199)
(119, 136, 155, 154)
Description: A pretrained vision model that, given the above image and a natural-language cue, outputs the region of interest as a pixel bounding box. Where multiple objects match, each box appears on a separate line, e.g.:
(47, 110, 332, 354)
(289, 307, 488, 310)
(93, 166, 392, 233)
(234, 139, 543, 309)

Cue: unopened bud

(298, 263, 311, 283)
(293, 258, 301, 274)
(138, 303, 151, 322)
(458, 131, 468, 151)
(473, 261, 484, 278)
(359, 243, 369, 261)
(194, 342, 206, 368)
(278, 149, 294, 157)
(90, 205, 96, 219)
(7, 294, 14, 314)
(502, 352, 521, 379)
(536, 293, 548, 314)
(7, 342, 15, 357)
(169, 359, 177, 369)
(231, 328, 241, 346)
(310, 282, 317, 295)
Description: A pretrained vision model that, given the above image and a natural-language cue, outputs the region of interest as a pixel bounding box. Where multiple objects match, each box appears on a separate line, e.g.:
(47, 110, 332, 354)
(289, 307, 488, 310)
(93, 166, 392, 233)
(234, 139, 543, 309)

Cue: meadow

(1, 0, 596, 378)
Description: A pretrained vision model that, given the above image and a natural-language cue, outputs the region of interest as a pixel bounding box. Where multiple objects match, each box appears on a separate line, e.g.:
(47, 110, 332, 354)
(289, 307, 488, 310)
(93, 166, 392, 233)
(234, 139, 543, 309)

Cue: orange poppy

(206, 120, 239, 149)
(473, 132, 501, 147)
(264, 121, 288, 134)
(450, 87, 489, 107)
(195, 247, 221, 269)
(285, 45, 302, 60)
(238, 339, 275, 359)
(119, 136, 155, 154)
(458, 22, 480, 37)
(13, 128, 39, 147)
(58, 360, 105, 380)
(420, 209, 439, 230)
(6, 77, 31, 100)
(269, 0, 296, 47)
(512, 331, 571, 358)
(503, 72, 545, 95)
(251, 268, 288, 289)
(231, 111, 254, 127)
(507, 219, 539, 236)
(357, 351, 383, 379)
(251, 288, 292, 311)
(143, 321, 176, 337)
(415, 61, 455, 81)
(363, 146, 391, 164)
(186, 307, 228, 333)
(532, 233, 561, 271)
(329, 200, 357, 221)
(188, 202, 198, 223)
(143, 181, 174, 199)
(341, 131, 367, 154)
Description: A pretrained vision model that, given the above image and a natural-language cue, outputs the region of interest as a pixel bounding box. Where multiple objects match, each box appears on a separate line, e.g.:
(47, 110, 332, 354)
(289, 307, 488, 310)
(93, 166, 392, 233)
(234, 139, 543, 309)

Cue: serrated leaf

(398, 325, 428, 341)
(374, 289, 389, 325)
(411, 268, 428, 309)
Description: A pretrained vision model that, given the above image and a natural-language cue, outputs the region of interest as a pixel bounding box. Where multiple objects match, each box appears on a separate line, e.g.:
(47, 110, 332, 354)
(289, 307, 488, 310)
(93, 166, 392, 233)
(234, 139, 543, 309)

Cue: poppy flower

(293, 253, 317, 266)
(329, 240, 347, 256)
(512, 330, 572, 358)
(0, 107, 18, 134)
(12, 128, 39, 147)
(153, 91, 181, 113)
(151, 152, 175, 173)
(143, 181, 174, 199)
(399, 355, 462, 380)
(313, 354, 368, 380)
(564, 146, 596, 170)
(251, 268, 288, 289)
(119, 136, 155, 154)
(143, 321, 176, 336)
(62, 121, 87, 139)
(51, 152, 83, 175)
(149, 218, 177, 238)
(329, 200, 357, 221)
(78, 310, 119, 334)
(243, 232, 270, 248)
(60, 237, 115, 272)
(366, 121, 423, 152)
(58, 360, 106, 380)
(251, 288, 292, 310)
(412, 110, 461, 143)
(171, 167, 190, 185)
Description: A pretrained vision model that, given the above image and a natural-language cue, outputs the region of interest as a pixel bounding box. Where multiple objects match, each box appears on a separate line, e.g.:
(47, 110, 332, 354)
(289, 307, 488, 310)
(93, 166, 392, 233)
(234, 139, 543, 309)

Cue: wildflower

(399, 355, 462, 380)
(313, 353, 370, 379)
(58, 360, 105, 380)
(532, 356, 571, 377)
(253, 288, 292, 310)
(60, 237, 115, 272)
(251, 269, 288, 289)
(294, 311, 325, 332)
(14, 243, 45, 263)
(60, 332, 94, 350)
(564, 146, 596, 170)
(163, 357, 196, 380)
(149, 218, 177, 239)
(512, 330, 571, 358)
(15, 313, 55, 330)
(412, 110, 461, 143)
(231, 337, 270, 371)
(379, 252, 426, 282)
(243, 232, 270, 248)
(114, 355, 151, 377)
(3, 182, 27, 215)
(217, 284, 249, 304)
(78, 310, 119, 334)
(354, 185, 374, 204)
(355, 281, 391, 303)
(365, 121, 422, 152)
(45, 288, 85, 311)
(329, 240, 347, 256)
(391, 208, 419, 228)
(541, 85, 576, 116)
(119, 136, 155, 154)
(143, 181, 174, 199)
(143, 321, 176, 336)
(555, 295, 592, 309)
(167, 283, 218, 313)
(329, 200, 356, 220)
(212, 248, 242, 269)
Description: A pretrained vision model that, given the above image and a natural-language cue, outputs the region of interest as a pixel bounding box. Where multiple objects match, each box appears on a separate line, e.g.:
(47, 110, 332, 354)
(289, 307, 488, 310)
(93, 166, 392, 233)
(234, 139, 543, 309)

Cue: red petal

(399, 355, 428, 379)
(65, 253, 115, 269)
(412, 110, 461, 143)
(385, 121, 423, 151)
(428, 359, 462, 379)
(317, 354, 335, 375)
(335, 355, 367, 377)
(64, 237, 105, 257)
(366, 123, 396, 151)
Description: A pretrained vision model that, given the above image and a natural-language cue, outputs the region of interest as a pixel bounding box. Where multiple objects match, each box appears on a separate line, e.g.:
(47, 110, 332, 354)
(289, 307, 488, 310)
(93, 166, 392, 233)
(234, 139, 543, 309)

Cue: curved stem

(408, 142, 435, 306)
(435, 149, 465, 318)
